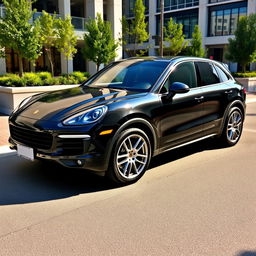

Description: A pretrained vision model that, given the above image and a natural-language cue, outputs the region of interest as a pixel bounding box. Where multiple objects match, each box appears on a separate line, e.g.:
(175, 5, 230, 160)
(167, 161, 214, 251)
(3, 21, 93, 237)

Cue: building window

(124, 0, 149, 17)
(209, 0, 233, 3)
(156, 9, 198, 39)
(208, 2, 247, 36)
(157, 0, 199, 11)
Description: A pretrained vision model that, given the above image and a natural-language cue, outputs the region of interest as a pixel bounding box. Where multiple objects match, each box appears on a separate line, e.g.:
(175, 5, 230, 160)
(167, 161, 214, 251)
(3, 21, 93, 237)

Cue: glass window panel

(223, 9, 231, 35)
(214, 65, 230, 82)
(216, 10, 223, 36)
(230, 8, 239, 34)
(196, 62, 220, 86)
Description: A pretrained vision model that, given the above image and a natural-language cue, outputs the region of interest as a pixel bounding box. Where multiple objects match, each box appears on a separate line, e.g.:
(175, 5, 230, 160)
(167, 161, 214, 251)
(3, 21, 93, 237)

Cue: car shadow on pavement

(236, 252, 256, 256)
(150, 138, 222, 169)
(0, 138, 223, 205)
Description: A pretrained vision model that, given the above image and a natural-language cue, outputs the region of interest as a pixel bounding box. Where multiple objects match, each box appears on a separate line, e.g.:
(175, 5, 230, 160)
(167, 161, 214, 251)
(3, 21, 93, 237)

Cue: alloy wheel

(226, 110, 243, 143)
(116, 134, 149, 179)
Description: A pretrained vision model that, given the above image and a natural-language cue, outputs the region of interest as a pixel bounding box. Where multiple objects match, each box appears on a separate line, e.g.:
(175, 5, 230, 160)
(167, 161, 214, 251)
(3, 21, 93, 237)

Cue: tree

(130, 0, 149, 56)
(187, 25, 205, 57)
(38, 11, 57, 76)
(225, 14, 256, 72)
(55, 15, 77, 74)
(164, 18, 187, 56)
(0, 0, 42, 76)
(83, 13, 119, 72)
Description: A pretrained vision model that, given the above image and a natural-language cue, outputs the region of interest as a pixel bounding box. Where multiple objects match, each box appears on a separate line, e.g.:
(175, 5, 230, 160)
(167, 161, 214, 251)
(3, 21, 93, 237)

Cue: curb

(0, 145, 16, 158)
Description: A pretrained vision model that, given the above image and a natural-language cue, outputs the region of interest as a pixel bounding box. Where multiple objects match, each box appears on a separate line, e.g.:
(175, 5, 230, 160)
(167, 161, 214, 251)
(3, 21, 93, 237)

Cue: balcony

(0, 8, 87, 31)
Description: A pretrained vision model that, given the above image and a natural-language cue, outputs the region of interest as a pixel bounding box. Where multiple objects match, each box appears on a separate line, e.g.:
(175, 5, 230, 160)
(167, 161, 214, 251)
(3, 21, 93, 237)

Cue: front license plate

(17, 144, 34, 161)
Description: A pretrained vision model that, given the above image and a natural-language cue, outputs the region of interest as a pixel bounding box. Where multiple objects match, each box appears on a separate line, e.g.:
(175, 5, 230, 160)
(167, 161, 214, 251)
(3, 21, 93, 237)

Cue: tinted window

(86, 60, 169, 92)
(214, 64, 230, 82)
(196, 62, 220, 86)
(161, 62, 197, 93)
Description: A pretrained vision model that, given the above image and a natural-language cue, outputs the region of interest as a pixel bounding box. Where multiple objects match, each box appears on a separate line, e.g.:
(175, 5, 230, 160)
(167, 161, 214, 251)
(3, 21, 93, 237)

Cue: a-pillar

(85, 0, 103, 75)
(148, 0, 157, 56)
(106, 0, 122, 61)
(58, 0, 73, 74)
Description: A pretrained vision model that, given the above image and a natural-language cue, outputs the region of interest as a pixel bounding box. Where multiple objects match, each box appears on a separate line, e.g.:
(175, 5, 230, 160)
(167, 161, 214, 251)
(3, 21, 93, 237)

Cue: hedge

(0, 72, 90, 87)
(233, 72, 256, 78)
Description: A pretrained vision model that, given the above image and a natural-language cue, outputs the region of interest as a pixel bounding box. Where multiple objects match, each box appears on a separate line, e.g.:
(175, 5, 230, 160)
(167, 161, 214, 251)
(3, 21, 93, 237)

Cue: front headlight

(63, 105, 108, 126)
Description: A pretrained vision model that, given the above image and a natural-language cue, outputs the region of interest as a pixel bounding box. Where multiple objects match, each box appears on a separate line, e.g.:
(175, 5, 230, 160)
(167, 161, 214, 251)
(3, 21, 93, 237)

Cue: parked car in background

(9, 57, 246, 184)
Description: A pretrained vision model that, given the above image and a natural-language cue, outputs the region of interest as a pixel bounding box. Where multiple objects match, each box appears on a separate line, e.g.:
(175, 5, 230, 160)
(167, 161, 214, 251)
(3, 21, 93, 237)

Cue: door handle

(225, 90, 233, 94)
(194, 96, 204, 101)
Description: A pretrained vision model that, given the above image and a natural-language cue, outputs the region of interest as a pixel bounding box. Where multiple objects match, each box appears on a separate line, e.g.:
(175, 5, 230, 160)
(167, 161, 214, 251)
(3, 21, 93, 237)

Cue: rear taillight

(243, 88, 247, 94)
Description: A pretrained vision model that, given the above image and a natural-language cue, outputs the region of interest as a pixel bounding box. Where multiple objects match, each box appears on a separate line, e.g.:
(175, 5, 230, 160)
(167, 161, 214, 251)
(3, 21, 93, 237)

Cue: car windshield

(84, 59, 169, 92)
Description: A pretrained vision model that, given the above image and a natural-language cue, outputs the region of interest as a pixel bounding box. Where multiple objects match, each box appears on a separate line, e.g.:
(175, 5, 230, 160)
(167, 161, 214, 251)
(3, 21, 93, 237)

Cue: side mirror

(167, 82, 190, 99)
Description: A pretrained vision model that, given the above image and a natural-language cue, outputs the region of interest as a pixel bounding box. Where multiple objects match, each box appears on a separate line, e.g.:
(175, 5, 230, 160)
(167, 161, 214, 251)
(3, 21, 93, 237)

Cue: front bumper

(9, 122, 113, 173)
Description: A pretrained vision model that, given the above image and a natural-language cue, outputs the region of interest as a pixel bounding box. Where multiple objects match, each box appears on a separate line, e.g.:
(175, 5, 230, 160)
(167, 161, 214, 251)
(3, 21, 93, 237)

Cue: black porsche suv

(9, 57, 246, 184)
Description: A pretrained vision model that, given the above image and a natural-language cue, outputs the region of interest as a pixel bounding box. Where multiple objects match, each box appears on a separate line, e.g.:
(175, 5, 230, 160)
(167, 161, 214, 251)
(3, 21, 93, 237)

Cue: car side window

(161, 62, 197, 93)
(214, 64, 230, 82)
(195, 62, 220, 86)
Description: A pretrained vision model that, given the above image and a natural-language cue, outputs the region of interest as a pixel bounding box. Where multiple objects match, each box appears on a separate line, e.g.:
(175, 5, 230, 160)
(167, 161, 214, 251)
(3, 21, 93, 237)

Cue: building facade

(123, 0, 256, 72)
(0, 0, 122, 75)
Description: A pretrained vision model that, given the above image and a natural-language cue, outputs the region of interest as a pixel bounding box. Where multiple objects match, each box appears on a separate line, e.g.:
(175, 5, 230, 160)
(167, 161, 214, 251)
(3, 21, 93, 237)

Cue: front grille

(10, 125, 53, 150)
(56, 138, 84, 155)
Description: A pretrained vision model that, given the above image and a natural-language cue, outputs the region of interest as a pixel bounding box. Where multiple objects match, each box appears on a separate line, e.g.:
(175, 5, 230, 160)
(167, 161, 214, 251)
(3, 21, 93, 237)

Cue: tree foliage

(130, 0, 149, 55)
(39, 12, 77, 75)
(164, 18, 187, 56)
(187, 25, 205, 57)
(0, 0, 42, 76)
(83, 13, 119, 72)
(55, 15, 77, 62)
(225, 14, 256, 72)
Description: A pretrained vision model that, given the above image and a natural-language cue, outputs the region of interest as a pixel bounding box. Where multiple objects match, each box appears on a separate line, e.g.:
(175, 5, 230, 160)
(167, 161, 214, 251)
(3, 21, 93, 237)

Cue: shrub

(0, 75, 25, 87)
(61, 72, 89, 83)
(23, 73, 43, 86)
(233, 72, 256, 78)
(37, 72, 52, 81)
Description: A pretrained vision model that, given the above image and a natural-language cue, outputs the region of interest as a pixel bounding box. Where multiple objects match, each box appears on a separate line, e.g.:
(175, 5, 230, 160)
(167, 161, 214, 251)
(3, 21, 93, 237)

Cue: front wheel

(220, 107, 244, 146)
(107, 128, 152, 185)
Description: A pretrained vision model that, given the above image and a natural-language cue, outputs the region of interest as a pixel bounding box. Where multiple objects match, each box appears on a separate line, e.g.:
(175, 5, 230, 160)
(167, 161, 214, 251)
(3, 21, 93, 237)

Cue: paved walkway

(0, 114, 9, 146)
(0, 93, 255, 147)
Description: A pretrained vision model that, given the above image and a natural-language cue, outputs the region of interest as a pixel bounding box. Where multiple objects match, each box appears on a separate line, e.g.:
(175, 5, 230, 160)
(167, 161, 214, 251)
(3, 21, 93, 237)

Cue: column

(0, 57, 6, 75)
(148, 0, 157, 56)
(198, 0, 208, 49)
(248, 0, 256, 15)
(85, 0, 103, 75)
(106, 0, 122, 61)
(58, 0, 73, 74)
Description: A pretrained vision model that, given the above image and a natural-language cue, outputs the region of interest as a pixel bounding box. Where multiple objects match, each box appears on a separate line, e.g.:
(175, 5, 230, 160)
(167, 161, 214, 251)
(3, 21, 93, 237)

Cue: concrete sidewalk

(0, 93, 256, 148)
(0, 114, 9, 146)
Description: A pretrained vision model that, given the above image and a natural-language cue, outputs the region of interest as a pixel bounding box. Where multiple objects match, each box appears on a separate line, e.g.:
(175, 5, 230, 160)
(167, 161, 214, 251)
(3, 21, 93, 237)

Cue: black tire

(107, 128, 152, 185)
(219, 107, 244, 147)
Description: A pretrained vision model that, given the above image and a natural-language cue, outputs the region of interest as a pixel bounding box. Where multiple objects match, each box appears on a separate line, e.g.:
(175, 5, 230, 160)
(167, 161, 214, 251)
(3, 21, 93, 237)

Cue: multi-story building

(0, 0, 256, 75)
(123, 0, 256, 72)
(0, 0, 122, 75)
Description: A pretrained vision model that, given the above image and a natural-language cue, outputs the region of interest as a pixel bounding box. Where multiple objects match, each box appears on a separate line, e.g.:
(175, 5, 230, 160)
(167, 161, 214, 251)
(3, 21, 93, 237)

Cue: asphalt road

(0, 101, 256, 256)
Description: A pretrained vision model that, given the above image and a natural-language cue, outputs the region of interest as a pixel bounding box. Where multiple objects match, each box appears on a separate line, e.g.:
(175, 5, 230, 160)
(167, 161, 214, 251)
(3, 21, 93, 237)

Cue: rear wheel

(107, 128, 152, 185)
(220, 107, 244, 146)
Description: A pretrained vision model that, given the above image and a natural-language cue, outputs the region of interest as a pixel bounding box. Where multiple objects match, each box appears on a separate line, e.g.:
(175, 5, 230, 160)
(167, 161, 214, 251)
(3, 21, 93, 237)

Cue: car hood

(18, 86, 144, 121)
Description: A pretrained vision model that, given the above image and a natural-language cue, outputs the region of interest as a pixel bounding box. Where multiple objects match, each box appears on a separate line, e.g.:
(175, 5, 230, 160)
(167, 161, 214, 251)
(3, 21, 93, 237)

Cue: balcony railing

(71, 16, 87, 31)
(1, 8, 87, 31)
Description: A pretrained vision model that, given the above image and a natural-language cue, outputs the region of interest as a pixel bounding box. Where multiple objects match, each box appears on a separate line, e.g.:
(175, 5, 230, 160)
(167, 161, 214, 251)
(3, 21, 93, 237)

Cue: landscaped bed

(0, 71, 90, 115)
(233, 72, 256, 93)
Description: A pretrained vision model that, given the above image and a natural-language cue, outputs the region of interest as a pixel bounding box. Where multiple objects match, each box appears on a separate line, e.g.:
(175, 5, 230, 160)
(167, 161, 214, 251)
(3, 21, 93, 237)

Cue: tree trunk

(46, 48, 54, 76)
(18, 54, 23, 77)
(242, 64, 246, 73)
(96, 63, 100, 72)
(133, 34, 137, 57)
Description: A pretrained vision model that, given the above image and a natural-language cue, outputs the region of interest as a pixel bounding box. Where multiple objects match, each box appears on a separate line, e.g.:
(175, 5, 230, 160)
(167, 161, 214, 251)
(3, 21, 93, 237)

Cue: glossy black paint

(9, 57, 246, 174)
